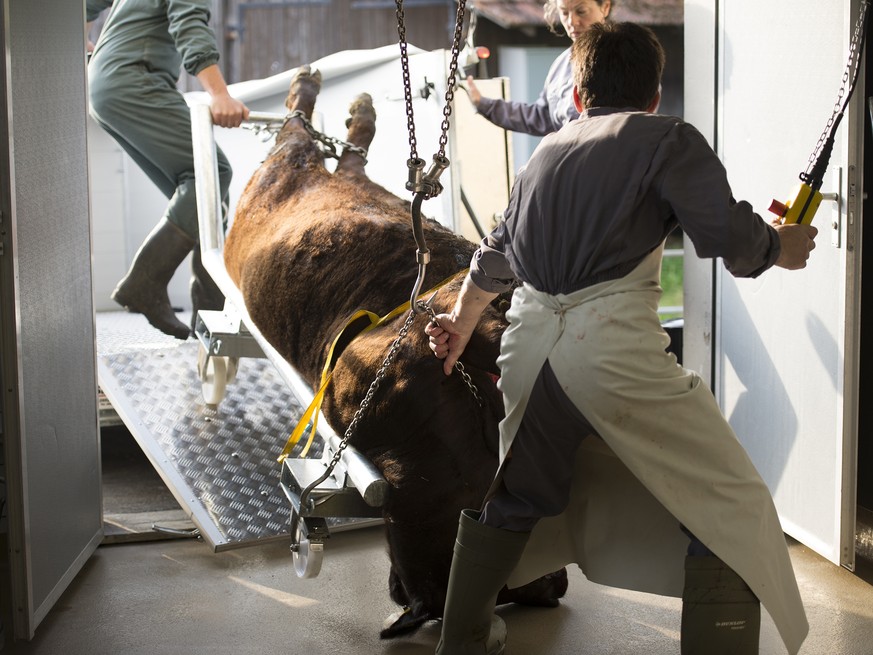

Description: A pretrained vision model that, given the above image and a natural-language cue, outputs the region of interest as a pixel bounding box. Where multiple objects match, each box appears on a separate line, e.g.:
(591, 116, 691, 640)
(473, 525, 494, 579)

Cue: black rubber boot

(190, 245, 225, 333)
(681, 555, 761, 655)
(111, 219, 195, 340)
(435, 510, 529, 655)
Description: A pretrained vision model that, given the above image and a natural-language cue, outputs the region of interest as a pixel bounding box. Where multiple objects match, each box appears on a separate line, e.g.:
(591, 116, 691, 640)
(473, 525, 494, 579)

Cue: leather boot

(435, 510, 529, 655)
(190, 245, 225, 333)
(111, 219, 194, 340)
(681, 555, 761, 655)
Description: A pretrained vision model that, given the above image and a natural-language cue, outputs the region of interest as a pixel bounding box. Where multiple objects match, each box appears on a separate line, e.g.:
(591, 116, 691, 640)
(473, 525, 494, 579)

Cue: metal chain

(296, 301, 483, 498)
(303, 310, 418, 507)
(243, 110, 368, 162)
(394, 0, 468, 163)
(418, 300, 482, 404)
(243, 120, 287, 142)
(395, 0, 418, 161)
(437, 0, 468, 158)
(803, 0, 870, 179)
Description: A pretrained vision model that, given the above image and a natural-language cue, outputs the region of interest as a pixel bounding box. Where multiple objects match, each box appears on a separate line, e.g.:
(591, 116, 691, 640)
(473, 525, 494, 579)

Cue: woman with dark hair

(465, 0, 612, 136)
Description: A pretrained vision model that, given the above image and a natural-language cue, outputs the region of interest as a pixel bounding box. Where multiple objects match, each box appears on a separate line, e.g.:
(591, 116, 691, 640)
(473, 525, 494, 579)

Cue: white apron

(494, 246, 808, 654)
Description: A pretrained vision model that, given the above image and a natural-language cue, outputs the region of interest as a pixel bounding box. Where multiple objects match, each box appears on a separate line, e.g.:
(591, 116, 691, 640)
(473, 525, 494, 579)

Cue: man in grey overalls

(86, 0, 249, 339)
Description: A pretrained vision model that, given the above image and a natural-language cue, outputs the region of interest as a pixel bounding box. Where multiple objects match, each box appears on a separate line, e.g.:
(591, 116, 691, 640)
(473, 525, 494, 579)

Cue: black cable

(801, 0, 871, 190)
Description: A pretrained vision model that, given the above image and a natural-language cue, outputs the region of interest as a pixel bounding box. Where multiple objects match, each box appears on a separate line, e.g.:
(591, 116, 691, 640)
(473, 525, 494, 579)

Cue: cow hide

(223, 65, 567, 637)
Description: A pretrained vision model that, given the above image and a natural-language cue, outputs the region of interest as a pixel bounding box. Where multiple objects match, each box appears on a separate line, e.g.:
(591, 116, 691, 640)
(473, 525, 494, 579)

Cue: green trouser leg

(681, 555, 761, 655)
(435, 510, 530, 655)
(112, 218, 195, 340)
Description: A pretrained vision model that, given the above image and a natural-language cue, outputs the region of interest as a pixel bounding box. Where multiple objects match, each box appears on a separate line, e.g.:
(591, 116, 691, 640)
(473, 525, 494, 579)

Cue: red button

(768, 199, 788, 216)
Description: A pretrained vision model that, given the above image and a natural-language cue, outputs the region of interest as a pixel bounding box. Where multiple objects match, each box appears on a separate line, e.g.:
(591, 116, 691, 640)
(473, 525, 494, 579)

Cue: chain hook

(396, 0, 468, 306)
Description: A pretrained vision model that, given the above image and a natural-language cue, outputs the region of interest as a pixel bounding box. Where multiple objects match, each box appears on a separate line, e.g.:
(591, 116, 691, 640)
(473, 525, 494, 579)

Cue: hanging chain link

(418, 299, 483, 405)
(292, 2, 479, 546)
(395, 0, 419, 162)
(803, 0, 870, 180)
(299, 310, 419, 514)
(437, 0, 467, 158)
(395, 0, 467, 165)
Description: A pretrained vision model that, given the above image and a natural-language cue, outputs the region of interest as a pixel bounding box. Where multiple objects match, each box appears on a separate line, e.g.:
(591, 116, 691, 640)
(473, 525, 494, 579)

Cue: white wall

(498, 46, 564, 170)
(87, 120, 194, 313)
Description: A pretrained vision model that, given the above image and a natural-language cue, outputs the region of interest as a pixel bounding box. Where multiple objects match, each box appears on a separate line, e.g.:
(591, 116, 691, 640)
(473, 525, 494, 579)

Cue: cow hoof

(380, 602, 433, 639)
(349, 93, 375, 116)
(496, 568, 568, 608)
(286, 65, 323, 114)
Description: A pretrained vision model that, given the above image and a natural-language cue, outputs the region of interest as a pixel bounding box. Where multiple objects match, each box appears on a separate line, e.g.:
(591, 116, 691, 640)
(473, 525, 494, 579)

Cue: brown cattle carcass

(223, 65, 567, 637)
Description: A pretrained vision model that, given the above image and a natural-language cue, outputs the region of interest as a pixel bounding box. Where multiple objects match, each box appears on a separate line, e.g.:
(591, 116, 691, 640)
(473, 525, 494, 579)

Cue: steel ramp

(96, 310, 380, 551)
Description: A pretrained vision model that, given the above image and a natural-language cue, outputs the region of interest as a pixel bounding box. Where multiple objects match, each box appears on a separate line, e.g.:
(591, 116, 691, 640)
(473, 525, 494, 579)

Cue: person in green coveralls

(86, 0, 249, 339)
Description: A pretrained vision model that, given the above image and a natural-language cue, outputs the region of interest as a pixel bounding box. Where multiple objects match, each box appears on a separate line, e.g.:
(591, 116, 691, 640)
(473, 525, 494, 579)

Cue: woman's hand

(466, 75, 483, 108)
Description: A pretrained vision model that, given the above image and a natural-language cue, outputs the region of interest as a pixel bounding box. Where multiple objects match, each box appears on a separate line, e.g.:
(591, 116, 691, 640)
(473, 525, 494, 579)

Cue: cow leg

(284, 64, 322, 120)
(336, 93, 376, 179)
(334, 93, 411, 213)
(269, 65, 326, 168)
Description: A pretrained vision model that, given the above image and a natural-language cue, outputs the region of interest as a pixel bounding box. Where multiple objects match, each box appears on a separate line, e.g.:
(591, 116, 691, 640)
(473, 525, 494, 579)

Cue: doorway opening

(856, 37, 873, 576)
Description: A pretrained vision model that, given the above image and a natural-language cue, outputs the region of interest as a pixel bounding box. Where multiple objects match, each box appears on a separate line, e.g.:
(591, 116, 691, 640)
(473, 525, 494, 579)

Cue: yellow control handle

(769, 183, 823, 225)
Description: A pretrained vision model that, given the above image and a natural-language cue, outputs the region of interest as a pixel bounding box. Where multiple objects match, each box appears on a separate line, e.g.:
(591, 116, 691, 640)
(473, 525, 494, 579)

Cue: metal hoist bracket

(823, 167, 843, 248)
(847, 165, 858, 252)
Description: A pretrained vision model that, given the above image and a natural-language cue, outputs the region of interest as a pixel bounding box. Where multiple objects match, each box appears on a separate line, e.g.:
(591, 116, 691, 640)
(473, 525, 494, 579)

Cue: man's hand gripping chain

(419, 293, 483, 406)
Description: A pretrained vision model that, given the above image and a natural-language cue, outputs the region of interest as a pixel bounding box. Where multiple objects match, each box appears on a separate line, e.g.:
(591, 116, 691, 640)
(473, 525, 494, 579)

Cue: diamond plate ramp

(96, 311, 377, 551)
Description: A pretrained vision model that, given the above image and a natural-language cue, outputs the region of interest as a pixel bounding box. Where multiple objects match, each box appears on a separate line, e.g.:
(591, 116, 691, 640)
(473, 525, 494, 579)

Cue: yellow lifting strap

(277, 270, 465, 463)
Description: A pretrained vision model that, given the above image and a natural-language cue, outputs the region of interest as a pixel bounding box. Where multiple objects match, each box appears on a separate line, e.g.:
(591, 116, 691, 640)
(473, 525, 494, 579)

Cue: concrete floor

(4, 433, 873, 655)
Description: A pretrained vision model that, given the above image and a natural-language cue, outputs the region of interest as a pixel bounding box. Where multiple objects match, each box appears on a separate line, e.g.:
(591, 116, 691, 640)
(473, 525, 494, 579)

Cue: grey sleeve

(166, 0, 220, 76)
(658, 123, 780, 278)
(477, 87, 560, 137)
(469, 221, 518, 293)
(86, 0, 113, 22)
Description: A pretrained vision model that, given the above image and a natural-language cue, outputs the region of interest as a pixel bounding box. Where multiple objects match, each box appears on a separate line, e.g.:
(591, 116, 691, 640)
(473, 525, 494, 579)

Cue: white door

(685, 0, 862, 568)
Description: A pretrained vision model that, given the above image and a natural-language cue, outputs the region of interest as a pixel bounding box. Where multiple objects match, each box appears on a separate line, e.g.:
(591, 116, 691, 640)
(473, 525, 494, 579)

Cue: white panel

(453, 78, 513, 243)
(87, 119, 128, 311)
(716, 0, 853, 564)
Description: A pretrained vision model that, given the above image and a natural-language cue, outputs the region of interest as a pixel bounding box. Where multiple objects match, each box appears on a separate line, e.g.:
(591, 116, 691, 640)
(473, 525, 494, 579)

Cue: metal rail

(190, 104, 388, 508)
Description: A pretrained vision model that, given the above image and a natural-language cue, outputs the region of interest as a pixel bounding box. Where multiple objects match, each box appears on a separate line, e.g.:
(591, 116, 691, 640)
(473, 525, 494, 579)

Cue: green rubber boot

(190, 245, 225, 333)
(681, 555, 761, 655)
(435, 510, 530, 655)
(112, 219, 194, 340)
